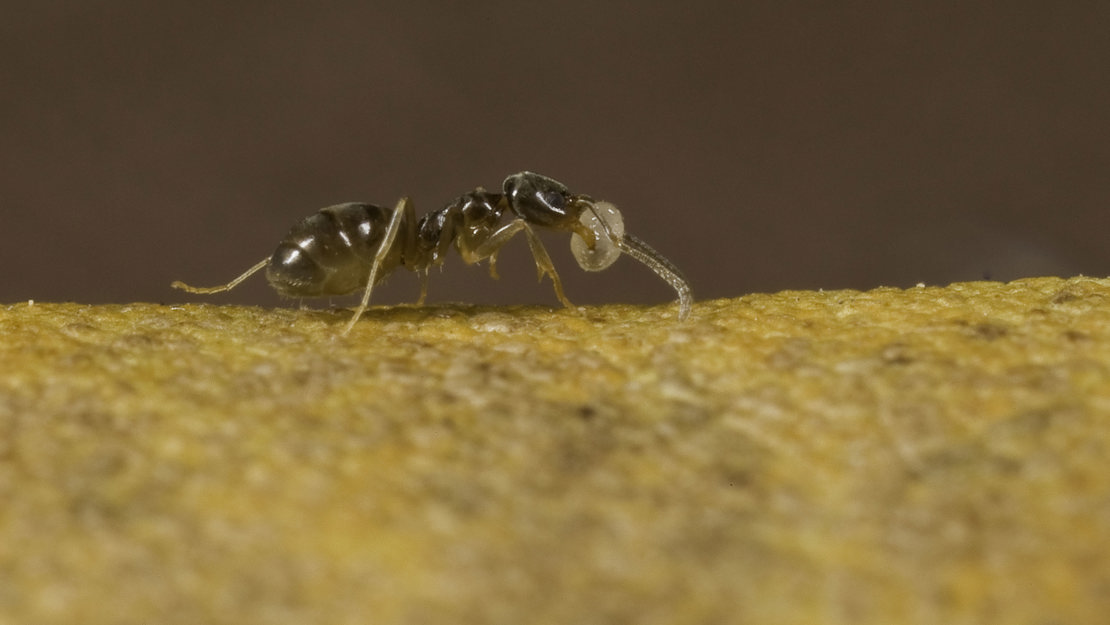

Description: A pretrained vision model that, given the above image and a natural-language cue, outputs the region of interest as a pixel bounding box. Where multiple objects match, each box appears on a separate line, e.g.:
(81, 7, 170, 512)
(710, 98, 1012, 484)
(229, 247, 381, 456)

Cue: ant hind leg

(171, 257, 269, 294)
(342, 196, 409, 335)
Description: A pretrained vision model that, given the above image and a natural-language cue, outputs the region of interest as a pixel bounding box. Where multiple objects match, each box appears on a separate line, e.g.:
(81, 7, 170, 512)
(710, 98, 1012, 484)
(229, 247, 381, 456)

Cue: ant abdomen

(267, 202, 401, 297)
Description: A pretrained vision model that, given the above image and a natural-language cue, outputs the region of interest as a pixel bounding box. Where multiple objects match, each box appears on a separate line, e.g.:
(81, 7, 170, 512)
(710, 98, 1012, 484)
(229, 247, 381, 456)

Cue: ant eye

(543, 191, 566, 210)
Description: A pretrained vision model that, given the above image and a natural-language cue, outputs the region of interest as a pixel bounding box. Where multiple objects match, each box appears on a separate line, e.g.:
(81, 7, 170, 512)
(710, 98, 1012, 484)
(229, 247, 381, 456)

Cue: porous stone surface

(2, 278, 1108, 624)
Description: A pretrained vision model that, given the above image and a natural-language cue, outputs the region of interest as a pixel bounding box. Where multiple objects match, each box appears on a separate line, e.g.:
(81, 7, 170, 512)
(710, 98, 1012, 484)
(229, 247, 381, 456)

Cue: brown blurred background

(2, 2, 1108, 309)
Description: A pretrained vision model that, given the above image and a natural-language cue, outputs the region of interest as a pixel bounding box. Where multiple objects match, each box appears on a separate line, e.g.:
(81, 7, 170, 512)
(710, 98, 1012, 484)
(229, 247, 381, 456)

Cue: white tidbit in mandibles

(571, 201, 625, 272)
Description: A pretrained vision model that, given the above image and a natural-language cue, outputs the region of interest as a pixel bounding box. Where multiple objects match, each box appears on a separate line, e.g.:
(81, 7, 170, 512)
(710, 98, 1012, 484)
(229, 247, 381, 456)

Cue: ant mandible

(172, 172, 693, 334)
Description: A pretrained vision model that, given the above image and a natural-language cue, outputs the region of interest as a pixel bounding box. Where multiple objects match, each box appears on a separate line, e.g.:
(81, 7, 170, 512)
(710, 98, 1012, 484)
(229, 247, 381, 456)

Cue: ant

(172, 172, 693, 334)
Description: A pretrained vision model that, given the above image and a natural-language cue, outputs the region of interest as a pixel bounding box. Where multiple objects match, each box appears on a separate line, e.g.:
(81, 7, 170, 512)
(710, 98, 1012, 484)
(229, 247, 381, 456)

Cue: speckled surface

(2, 278, 1109, 624)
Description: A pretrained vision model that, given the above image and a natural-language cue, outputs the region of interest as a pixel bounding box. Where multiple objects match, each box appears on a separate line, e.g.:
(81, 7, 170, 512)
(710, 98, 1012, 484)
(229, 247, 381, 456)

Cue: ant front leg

(520, 225, 573, 308)
(463, 219, 574, 309)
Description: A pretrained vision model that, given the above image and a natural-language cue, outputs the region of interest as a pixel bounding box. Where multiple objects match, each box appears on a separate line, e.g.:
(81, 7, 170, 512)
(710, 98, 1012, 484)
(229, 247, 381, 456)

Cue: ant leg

(464, 219, 523, 259)
(466, 219, 573, 309)
(520, 224, 573, 308)
(342, 196, 409, 335)
(416, 268, 429, 305)
(171, 257, 269, 294)
(487, 250, 501, 279)
(396, 195, 427, 306)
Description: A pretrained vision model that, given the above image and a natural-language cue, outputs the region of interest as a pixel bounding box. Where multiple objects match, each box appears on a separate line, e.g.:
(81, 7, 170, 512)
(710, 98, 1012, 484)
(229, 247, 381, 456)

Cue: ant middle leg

(416, 268, 430, 306)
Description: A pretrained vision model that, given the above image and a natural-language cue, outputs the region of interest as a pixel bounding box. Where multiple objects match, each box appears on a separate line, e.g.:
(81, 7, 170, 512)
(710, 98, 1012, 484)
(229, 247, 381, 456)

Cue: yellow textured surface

(2, 277, 1109, 624)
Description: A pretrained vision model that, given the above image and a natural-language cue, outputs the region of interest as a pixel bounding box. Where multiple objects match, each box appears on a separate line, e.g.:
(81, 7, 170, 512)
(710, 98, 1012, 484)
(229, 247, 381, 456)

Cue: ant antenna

(618, 234, 693, 321)
(572, 200, 693, 320)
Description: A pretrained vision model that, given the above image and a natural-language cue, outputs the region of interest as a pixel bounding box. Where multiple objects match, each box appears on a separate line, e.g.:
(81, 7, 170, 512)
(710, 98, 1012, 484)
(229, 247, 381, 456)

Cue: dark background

(3, 2, 1108, 310)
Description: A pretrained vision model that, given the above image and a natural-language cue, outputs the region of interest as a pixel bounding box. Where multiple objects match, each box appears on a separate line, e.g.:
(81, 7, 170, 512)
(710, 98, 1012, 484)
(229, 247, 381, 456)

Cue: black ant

(172, 172, 693, 333)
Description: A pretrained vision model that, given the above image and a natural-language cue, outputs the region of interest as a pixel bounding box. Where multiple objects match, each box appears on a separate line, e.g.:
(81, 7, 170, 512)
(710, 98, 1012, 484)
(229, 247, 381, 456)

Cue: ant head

(503, 172, 586, 228)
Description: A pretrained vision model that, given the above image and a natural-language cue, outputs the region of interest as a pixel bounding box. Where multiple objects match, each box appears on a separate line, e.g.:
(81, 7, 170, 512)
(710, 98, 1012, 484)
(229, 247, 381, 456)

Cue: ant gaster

(172, 172, 693, 333)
